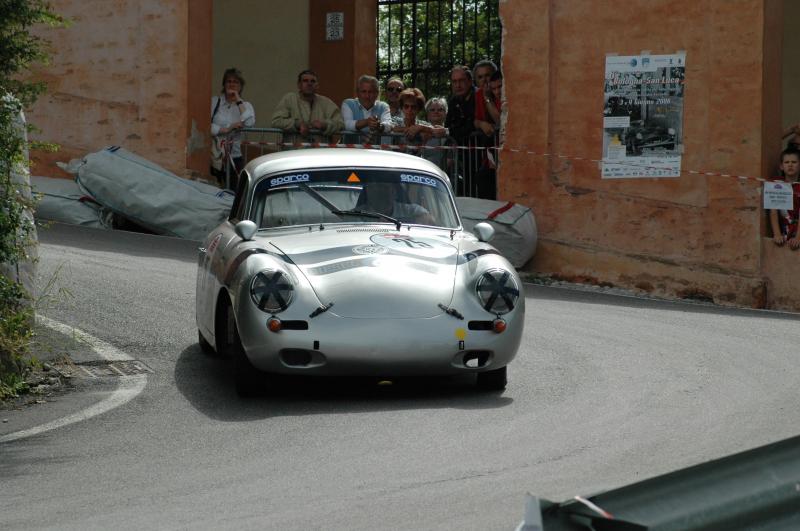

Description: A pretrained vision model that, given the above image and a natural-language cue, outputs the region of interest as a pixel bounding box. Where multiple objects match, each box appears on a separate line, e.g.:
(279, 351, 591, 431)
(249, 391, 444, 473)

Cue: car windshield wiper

(298, 183, 341, 214)
(334, 209, 401, 230)
(297, 183, 401, 230)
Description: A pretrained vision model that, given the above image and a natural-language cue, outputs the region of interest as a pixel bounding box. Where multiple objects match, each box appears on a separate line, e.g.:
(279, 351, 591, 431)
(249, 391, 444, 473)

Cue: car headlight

(250, 269, 294, 313)
(476, 269, 519, 315)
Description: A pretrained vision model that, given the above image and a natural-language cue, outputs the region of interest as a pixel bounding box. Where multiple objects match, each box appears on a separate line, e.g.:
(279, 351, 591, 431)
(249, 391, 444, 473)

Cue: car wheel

(476, 365, 507, 391)
(231, 324, 261, 397)
(198, 330, 215, 355)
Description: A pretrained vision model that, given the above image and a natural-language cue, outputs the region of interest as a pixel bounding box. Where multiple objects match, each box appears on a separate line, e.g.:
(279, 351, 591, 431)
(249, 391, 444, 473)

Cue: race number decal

(370, 233, 456, 259)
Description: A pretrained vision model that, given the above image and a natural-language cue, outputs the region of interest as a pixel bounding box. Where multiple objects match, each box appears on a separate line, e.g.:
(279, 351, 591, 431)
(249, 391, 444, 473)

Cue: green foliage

(377, 0, 501, 98)
(0, 370, 29, 400)
(0, 96, 35, 266)
(0, 0, 64, 389)
(0, 272, 34, 391)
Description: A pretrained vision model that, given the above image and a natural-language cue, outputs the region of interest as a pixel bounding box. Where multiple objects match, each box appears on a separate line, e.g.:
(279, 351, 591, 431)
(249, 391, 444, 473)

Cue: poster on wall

(602, 52, 686, 178)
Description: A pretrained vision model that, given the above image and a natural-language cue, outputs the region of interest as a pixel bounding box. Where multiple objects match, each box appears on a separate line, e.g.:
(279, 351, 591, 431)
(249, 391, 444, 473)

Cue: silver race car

(196, 149, 524, 396)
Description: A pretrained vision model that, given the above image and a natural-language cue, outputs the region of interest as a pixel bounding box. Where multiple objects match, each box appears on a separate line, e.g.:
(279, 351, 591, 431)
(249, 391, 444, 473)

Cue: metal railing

(518, 434, 800, 530)
(223, 127, 500, 199)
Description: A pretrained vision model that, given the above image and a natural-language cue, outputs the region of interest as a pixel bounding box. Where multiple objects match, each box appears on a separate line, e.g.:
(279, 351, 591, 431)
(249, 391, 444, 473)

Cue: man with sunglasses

(384, 76, 406, 126)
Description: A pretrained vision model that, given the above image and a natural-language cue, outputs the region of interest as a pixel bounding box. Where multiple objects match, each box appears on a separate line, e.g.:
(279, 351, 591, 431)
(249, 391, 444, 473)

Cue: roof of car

(244, 148, 449, 181)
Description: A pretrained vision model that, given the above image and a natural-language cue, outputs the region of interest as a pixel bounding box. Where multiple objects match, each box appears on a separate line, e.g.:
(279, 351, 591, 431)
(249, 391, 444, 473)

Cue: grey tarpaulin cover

(74, 146, 233, 240)
(31, 175, 106, 228)
(455, 197, 537, 268)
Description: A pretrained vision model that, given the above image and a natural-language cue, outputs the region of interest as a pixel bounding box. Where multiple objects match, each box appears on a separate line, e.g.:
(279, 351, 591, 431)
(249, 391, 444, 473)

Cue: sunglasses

(386, 87, 403, 93)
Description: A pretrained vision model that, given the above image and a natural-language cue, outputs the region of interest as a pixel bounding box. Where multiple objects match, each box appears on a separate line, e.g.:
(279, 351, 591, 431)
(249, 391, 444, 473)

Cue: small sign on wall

(326, 12, 344, 41)
(763, 181, 794, 210)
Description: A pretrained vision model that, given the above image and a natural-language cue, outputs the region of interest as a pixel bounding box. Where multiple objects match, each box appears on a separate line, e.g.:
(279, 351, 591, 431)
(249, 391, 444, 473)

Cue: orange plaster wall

(499, 0, 788, 308)
(309, 0, 377, 106)
(186, 0, 213, 178)
(28, 0, 194, 178)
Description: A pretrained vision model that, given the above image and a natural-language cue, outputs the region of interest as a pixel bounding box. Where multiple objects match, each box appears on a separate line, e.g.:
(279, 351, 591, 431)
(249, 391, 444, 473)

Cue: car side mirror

(473, 222, 495, 243)
(235, 220, 257, 241)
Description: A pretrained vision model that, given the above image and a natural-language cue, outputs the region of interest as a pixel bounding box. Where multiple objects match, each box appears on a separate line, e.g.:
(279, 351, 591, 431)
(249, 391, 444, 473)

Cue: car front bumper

(237, 310, 524, 376)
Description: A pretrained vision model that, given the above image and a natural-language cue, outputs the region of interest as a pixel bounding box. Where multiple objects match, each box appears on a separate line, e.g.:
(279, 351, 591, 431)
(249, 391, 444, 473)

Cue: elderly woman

(211, 67, 255, 188)
(421, 97, 452, 172)
(424, 97, 449, 136)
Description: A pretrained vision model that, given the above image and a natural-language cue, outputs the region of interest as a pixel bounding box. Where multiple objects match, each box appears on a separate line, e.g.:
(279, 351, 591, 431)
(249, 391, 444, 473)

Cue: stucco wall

(29, 0, 196, 178)
(212, 1, 309, 129)
(499, 0, 785, 308)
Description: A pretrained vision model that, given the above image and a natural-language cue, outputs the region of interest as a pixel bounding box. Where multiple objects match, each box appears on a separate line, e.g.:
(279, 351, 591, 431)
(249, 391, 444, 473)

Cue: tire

(214, 295, 236, 359)
(476, 365, 507, 391)
(231, 325, 262, 397)
(198, 330, 215, 355)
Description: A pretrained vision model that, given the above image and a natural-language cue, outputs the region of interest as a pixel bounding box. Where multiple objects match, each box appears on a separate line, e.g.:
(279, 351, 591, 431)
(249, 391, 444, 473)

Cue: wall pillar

(308, 0, 377, 105)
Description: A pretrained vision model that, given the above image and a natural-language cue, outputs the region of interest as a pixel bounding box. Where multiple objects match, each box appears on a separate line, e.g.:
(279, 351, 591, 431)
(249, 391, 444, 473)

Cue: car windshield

(250, 168, 459, 229)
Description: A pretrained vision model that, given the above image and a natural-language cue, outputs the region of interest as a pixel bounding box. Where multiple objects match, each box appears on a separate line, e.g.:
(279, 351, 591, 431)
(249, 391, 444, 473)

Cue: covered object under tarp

(455, 197, 537, 268)
(64, 146, 233, 241)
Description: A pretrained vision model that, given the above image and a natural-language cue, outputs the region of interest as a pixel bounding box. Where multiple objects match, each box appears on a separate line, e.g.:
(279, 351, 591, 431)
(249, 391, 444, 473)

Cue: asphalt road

(2, 222, 800, 530)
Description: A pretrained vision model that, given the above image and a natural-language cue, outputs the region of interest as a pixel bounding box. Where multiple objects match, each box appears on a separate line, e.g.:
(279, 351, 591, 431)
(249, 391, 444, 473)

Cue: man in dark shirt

(445, 65, 476, 146)
(446, 65, 496, 197)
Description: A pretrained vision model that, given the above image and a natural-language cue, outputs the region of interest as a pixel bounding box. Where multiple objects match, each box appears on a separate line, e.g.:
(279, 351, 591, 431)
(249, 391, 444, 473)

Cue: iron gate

(376, 0, 501, 99)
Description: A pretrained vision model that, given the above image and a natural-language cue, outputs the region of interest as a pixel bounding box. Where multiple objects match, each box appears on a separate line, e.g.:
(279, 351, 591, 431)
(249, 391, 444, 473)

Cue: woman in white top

(211, 68, 255, 188)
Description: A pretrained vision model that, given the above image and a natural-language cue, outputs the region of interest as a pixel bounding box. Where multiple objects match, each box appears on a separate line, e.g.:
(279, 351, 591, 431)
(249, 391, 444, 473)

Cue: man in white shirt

(341, 75, 392, 143)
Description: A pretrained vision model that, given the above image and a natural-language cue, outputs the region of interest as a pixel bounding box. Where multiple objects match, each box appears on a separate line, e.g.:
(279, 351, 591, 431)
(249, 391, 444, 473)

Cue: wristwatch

(236, 101, 244, 105)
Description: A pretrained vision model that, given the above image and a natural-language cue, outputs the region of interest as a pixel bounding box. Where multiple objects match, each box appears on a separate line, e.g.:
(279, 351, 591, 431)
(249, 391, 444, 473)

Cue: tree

(0, 0, 64, 396)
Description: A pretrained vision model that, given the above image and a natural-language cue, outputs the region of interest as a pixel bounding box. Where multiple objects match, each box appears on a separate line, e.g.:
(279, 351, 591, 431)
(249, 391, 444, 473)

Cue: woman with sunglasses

(392, 88, 431, 142)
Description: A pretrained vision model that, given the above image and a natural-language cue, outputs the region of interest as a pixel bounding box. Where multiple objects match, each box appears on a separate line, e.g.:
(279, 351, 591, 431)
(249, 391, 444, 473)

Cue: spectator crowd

(210, 61, 504, 199)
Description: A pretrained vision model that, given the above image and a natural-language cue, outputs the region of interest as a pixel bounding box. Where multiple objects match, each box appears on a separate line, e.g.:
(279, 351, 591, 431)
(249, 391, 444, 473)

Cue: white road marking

(0, 315, 148, 444)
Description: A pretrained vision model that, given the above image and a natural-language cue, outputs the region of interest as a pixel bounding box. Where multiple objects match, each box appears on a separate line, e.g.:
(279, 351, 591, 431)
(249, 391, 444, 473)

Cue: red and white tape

(228, 139, 775, 185)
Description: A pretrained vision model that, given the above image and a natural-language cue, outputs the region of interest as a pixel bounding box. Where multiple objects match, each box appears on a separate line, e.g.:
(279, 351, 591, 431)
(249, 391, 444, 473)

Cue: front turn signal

(267, 317, 282, 333)
(492, 318, 507, 334)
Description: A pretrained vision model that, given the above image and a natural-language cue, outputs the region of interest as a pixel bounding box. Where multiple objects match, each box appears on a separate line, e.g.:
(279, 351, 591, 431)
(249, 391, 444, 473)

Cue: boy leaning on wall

(769, 147, 800, 250)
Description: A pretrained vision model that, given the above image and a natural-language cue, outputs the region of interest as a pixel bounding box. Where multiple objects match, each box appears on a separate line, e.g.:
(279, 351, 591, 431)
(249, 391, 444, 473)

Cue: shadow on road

(173, 344, 513, 421)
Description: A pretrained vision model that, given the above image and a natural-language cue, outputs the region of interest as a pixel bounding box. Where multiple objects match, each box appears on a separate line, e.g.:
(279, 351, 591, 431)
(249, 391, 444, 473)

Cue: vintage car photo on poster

(195, 149, 524, 396)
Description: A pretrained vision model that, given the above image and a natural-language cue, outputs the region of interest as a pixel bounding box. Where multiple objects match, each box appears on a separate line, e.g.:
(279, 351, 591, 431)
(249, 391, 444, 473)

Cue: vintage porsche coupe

(196, 149, 524, 396)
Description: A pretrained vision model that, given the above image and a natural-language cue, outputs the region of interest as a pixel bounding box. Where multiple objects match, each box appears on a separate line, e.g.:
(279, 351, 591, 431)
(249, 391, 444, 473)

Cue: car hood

(269, 228, 459, 318)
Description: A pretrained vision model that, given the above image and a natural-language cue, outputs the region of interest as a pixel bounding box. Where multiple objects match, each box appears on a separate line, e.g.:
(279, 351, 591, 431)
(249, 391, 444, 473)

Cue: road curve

(2, 222, 799, 531)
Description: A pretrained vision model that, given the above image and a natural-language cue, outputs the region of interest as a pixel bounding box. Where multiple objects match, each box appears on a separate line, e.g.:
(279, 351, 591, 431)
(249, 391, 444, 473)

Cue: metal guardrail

(518, 434, 800, 530)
